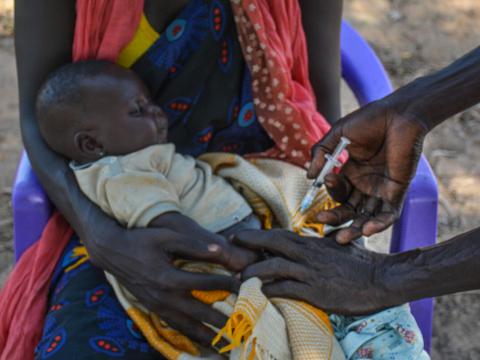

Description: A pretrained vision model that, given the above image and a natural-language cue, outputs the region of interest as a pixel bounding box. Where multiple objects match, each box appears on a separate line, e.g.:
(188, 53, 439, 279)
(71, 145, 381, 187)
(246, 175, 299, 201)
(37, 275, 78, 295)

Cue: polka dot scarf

(230, 0, 332, 168)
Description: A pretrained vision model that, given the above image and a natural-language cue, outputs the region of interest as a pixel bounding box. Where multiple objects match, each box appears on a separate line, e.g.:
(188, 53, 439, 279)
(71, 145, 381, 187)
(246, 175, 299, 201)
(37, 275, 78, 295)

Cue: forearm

(392, 46, 480, 131)
(300, 0, 343, 123)
(20, 119, 119, 256)
(21, 118, 80, 223)
(384, 227, 480, 303)
(14, 0, 115, 256)
(381, 48, 480, 299)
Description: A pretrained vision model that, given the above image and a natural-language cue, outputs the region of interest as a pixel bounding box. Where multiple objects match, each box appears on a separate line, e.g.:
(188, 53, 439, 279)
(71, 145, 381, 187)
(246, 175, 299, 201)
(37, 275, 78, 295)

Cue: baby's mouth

(157, 126, 168, 143)
(155, 115, 169, 142)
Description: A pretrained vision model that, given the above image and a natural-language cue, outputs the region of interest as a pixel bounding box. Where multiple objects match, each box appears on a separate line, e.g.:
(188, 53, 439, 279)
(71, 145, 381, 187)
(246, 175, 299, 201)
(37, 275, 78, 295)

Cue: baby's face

(80, 69, 168, 157)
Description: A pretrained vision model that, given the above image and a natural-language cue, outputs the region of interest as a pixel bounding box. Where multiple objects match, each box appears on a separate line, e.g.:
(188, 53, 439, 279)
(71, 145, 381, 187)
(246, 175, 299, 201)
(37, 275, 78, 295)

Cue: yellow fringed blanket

(106, 153, 345, 360)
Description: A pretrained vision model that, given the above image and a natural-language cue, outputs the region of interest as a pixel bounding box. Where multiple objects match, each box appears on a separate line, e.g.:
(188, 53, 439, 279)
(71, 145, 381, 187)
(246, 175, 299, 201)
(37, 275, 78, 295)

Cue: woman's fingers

(362, 203, 398, 237)
(315, 190, 389, 244)
(316, 203, 354, 225)
(159, 308, 219, 347)
(316, 188, 362, 225)
(335, 218, 365, 244)
(242, 258, 307, 282)
(262, 280, 309, 301)
(323, 173, 352, 203)
(363, 196, 381, 215)
(173, 270, 241, 292)
(174, 297, 228, 329)
(220, 243, 260, 272)
(126, 280, 229, 347)
(164, 231, 227, 262)
(334, 198, 395, 243)
(233, 229, 304, 259)
(166, 231, 258, 271)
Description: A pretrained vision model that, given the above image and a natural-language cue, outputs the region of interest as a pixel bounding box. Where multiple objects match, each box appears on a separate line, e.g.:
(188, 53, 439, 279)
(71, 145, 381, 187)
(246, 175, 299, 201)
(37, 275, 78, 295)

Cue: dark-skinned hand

(234, 229, 400, 315)
(308, 99, 428, 244)
(84, 212, 257, 346)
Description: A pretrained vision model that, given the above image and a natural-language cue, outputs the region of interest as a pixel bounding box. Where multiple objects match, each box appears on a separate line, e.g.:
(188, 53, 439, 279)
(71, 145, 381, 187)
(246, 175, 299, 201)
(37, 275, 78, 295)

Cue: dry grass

(0, 0, 13, 36)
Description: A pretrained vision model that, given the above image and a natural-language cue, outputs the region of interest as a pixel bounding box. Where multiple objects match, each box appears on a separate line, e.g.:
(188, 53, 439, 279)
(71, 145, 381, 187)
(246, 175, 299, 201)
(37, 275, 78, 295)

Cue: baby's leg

(330, 304, 429, 359)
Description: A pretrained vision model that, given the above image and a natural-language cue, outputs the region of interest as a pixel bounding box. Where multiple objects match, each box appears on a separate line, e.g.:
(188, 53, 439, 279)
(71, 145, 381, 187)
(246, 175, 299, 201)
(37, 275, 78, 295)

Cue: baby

(36, 60, 262, 238)
(36, 61, 429, 360)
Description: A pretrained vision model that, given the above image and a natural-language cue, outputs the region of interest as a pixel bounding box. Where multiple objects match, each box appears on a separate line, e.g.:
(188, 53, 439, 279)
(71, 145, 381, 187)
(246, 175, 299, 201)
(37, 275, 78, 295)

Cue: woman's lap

(35, 235, 165, 360)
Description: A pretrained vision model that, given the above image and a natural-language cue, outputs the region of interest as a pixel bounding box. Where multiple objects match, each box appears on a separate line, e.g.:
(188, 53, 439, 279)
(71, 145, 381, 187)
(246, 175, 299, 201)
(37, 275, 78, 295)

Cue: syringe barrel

(314, 136, 350, 186)
(302, 136, 351, 212)
(331, 137, 351, 159)
(314, 156, 336, 186)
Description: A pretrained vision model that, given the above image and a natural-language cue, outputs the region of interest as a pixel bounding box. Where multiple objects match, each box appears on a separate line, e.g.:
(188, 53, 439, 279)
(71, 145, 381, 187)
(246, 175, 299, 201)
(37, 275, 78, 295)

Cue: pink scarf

(0, 214, 73, 360)
(0, 1, 334, 358)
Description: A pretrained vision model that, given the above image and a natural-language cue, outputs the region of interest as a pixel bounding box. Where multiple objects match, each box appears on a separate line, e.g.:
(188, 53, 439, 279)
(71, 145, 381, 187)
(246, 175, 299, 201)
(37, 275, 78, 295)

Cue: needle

(299, 136, 351, 214)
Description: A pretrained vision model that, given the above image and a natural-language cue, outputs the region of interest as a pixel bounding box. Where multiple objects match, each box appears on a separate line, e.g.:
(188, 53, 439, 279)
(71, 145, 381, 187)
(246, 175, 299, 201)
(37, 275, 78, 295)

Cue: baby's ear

(74, 131, 105, 159)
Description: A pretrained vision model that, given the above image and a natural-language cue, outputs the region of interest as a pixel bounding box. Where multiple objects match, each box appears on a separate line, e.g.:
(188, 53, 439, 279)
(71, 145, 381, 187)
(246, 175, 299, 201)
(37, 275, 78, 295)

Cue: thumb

(323, 173, 352, 203)
(307, 127, 343, 179)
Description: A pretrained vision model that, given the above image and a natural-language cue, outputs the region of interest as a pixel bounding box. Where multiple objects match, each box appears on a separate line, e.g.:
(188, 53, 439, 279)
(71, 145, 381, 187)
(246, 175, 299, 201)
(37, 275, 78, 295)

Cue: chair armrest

(12, 151, 53, 261)
(391, 156, 439, 252)
(341, 21, 438, 352)
(390, 155, 438, 353)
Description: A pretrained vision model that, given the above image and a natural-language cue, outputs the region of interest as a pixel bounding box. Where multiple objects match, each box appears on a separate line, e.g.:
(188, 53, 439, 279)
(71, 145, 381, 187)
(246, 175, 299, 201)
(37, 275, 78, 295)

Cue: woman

(14, 0, 343, 358)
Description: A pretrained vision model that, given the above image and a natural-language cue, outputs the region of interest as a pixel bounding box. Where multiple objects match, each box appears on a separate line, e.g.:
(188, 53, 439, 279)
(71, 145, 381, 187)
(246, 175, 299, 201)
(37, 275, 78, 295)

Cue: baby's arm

(77, 164, 260, 266)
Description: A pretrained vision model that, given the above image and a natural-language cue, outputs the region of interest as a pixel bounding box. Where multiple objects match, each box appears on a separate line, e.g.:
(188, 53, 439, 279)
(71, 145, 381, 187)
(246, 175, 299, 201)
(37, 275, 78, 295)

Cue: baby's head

(36, 60, 168, 164)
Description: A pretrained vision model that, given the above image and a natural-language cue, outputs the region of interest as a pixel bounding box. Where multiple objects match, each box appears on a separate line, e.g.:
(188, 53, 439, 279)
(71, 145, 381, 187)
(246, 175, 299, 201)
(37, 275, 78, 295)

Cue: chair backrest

(341, 21, 393, 105)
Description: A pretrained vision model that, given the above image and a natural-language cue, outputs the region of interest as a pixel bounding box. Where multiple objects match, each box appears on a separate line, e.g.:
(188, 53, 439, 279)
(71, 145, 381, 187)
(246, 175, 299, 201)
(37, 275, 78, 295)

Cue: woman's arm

(384, 227, 480, 303)
(15, 0, 80, 225)
(15, 0, 253, 344)
(232, 45, 480, 314)
(234, 227, 480, 315)
(299, 0, 343, 124)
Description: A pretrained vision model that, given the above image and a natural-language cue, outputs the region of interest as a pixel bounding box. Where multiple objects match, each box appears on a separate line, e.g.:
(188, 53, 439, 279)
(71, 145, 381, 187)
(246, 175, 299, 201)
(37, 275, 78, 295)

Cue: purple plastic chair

(12, 21, 437, 352)
(340, 22, 437, 352)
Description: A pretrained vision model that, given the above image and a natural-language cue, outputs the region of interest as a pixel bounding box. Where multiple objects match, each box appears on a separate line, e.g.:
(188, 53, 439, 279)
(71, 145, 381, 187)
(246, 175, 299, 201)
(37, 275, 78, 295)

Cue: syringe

(299, 136, 351, 214)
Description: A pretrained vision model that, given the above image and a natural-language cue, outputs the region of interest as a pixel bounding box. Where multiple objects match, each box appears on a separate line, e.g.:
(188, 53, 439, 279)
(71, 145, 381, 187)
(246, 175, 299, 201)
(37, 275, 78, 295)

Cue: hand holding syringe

(299, 137, 351, 214)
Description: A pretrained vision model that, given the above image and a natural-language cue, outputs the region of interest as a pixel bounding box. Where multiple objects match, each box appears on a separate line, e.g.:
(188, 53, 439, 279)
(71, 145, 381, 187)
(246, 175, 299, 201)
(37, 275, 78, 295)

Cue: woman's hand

(84, 212, 257, 345)
(308, 99, 428, 244)
(234, 229, 399, 315)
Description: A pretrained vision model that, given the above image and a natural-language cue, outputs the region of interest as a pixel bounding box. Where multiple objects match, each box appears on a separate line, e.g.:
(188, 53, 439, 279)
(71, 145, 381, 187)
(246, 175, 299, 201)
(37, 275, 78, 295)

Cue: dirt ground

(344, 1, 480, 358)
(0, 1, 479, 358)
(0, 32, 16, 288)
